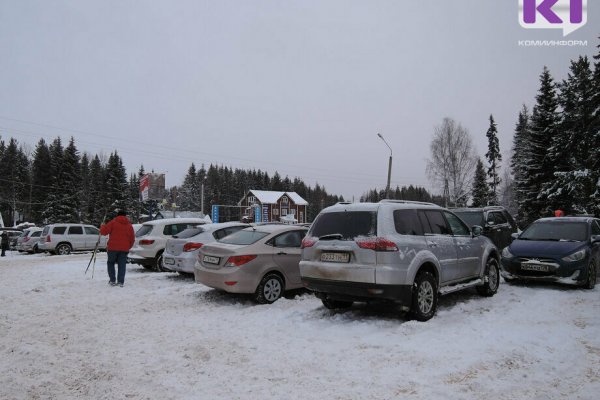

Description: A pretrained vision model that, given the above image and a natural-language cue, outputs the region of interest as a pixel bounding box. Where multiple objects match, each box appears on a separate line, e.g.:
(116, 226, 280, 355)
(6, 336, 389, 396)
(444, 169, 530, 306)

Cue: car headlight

(501, 247, 513, 258)
(562, 249, 586, 262)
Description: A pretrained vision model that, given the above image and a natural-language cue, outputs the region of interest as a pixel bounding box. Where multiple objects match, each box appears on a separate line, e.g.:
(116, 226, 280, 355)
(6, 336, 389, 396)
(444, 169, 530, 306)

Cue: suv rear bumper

(302, 277, 412, 306)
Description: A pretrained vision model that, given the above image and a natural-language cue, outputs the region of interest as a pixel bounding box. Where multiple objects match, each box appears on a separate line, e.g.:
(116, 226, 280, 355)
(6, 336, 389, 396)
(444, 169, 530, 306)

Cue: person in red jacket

(100, 209, 135, 287)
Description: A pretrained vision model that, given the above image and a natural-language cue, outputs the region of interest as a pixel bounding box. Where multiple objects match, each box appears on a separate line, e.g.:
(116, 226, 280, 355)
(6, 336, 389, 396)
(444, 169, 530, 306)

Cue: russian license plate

(320, 252, 350, 263)
(203, 255, 220, 265)
(164, 258, 175, 265)
(521, 263, 549, 272)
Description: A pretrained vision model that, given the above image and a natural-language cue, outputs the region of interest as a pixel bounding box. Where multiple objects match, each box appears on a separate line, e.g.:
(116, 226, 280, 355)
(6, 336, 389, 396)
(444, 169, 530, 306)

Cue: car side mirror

(511, 232, 519, 240)
(592, 235, 600, 244)
(472, 225, 483, 237)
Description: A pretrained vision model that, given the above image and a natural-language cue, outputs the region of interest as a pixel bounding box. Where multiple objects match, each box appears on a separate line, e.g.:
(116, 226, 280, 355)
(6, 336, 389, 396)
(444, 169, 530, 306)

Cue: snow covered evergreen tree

(104, 151, 128, 212)
(471, 158, 489, 207)
(511, 105, 531, 226)
(542, 56, 595, 214)
(0, 138, 30, 225)
(178, 163, 201, 211)
(589, 40, 600, 215)
(521, 67, 560, 225)
(30, 139, 53, 223)
(485, 115, 502, 204)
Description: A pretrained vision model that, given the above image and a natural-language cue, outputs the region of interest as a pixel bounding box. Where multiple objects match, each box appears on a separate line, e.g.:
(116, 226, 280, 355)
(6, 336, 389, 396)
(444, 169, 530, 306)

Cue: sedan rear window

(174, 227, 204, 239)
(220, 230, 269, 245)
(309, 211, 376, 240)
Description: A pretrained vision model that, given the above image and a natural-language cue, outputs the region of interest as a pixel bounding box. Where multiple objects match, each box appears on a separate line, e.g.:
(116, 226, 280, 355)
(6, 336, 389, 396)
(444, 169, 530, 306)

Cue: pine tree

(521, 67, 560, 225)
(485, 115, 502, 205)
(543, 57, 595, 214)
(178, 163, 201, 210)
(471, 159, 489, 207)
(0, 138, 30, 225)
(104, 151, 128, 212)
(589, 39, 600, 215)
(42, 137, 65, 223)
(30, 139, 53, 224)
(511, 105, 531, 226)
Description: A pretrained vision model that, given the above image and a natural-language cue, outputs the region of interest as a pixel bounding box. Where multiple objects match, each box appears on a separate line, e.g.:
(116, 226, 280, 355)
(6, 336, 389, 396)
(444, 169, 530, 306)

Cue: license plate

(320, 252, 350, 263)
(164, 258, 175, 265)
(521, 263, 549, 272)
(203, 255, 221, 265)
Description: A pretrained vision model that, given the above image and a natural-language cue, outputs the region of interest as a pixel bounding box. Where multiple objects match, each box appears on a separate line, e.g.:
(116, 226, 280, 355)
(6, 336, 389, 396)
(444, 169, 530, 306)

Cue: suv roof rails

(336, 201, 352, 205)
(379, 199, 439, 206)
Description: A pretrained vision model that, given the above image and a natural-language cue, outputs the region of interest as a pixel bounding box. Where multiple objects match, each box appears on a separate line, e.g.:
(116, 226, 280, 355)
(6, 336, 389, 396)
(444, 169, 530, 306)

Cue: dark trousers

(107, 250, 128, 284)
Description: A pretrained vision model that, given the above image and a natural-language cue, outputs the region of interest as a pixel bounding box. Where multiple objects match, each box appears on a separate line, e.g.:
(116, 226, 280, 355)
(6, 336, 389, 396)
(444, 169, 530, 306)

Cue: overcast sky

(0, 1, 598, 201)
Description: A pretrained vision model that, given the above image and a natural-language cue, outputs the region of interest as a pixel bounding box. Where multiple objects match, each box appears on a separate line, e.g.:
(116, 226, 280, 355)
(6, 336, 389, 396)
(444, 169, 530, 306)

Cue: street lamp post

(377, 133, 392, 199)
(201, 178, 206, 216)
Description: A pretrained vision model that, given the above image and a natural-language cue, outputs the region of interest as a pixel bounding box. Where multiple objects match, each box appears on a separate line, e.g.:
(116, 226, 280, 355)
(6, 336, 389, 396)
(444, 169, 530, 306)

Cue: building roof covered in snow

(240, 190, 308, 206)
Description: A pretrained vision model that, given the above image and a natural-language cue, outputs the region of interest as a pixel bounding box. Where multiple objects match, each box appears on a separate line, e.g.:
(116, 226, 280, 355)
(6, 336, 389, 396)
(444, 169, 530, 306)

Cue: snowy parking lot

(1, 251, 599, 400)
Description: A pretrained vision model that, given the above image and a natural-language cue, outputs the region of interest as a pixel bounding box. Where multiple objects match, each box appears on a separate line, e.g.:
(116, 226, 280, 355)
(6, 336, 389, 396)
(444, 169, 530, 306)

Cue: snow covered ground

(1, 251, 599, 400)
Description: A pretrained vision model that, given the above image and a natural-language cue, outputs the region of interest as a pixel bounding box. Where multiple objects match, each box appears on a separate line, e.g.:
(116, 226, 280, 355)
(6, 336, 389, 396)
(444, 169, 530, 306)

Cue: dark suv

(452, 206, 518, 250)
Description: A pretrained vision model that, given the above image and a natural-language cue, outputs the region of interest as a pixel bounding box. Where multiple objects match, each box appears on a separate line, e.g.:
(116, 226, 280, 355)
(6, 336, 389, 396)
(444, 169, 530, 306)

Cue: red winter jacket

(100, 216, 135, 252)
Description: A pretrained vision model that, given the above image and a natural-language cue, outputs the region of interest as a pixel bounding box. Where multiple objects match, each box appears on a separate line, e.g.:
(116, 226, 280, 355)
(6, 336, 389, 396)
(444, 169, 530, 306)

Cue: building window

(299, 211, 304, 223)
(289, 209, 296, 215)
(282, 208, 288, 216)
(248, 196, 256, 205)
(273, 209, 279, 216)
(281, 196, 288, 204)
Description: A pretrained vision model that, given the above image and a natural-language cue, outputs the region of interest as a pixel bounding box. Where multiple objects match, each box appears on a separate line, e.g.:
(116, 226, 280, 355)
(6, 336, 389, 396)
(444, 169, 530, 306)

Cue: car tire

(33, 244, 39, 254)
(321, 298, 353, 310)
(142, 265, 154, 270)
(56, 243, 72, 255)
(584, 260, 596, 290)
(255, 273, 284, 304)
(155, 252, 165, 272)
(409, 271, 438, 322)
(477, 258, 500, 296)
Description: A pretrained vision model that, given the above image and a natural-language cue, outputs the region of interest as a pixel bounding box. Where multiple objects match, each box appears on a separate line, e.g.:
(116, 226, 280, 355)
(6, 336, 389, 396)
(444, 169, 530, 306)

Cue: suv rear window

(310, 211, 376, 240)
(454, 211, 484, 227)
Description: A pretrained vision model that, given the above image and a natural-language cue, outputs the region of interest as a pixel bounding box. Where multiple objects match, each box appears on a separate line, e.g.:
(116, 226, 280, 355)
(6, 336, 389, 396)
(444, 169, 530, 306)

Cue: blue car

(500, 217, 600, 288)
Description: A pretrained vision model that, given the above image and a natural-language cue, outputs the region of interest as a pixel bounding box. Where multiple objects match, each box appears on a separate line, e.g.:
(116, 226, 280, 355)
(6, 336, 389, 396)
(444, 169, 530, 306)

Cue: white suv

(127, 218, 210, 271)
(39, 224, 107, 255)
(300, 200, 500, 321)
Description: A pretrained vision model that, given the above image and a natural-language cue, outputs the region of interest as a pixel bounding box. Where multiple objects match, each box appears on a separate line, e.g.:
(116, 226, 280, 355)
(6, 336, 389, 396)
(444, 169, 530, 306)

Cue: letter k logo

(519, 0, 586, 36)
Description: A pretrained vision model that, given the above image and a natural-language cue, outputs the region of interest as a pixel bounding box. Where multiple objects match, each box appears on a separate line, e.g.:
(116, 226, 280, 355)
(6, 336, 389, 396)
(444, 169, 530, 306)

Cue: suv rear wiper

(319, 233, 344, 241)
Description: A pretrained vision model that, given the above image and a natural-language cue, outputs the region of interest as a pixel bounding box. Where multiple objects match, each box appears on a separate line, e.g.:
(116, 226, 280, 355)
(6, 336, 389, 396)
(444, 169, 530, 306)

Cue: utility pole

(377, 133, 393, 199)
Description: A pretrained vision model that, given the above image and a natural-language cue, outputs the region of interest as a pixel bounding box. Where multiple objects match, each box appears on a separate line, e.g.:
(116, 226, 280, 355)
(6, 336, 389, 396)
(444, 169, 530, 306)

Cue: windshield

(219, 230, 269, 245)
(174, 227, 204, 239)
(453, 212, 484, 227)
(520, 221, 588, 242)
(309, 211, 377, 240)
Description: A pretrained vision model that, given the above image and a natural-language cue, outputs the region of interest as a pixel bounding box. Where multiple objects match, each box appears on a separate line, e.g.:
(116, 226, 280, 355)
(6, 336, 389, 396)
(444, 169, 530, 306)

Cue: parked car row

(7, 202, 597, 322)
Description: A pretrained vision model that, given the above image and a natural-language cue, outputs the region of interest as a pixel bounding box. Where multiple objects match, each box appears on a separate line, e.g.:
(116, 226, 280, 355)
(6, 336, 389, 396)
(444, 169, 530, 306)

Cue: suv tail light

(355, 237, 399, 252)
(45, 235, 51, 243)
(139, 239, 155, 245)
(183, 242, 203, 252)
(301, 238, 316, 249)
(225, 255, 257, 267)
(24, 237, 30, 242)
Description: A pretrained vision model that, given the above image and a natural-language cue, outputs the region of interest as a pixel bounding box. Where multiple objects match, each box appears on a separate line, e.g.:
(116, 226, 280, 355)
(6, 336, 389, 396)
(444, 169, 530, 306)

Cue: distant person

(100, 209, 135, 287)
(554, 209, 565, 217)
(1, 231, 8, 257)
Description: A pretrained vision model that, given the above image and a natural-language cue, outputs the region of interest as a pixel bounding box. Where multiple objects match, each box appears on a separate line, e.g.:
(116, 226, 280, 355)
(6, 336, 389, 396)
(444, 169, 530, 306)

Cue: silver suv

(39, 224, 107, 255)
(299, 200, 500, 321)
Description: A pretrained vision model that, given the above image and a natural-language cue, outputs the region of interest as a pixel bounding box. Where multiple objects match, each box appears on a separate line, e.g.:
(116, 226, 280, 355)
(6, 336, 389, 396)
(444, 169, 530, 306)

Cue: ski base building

(238, 190, 308, 223)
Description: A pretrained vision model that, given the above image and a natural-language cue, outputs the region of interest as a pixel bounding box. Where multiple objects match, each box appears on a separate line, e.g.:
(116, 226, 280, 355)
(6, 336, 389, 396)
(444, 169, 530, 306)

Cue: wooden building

(238, 190, 308, 223)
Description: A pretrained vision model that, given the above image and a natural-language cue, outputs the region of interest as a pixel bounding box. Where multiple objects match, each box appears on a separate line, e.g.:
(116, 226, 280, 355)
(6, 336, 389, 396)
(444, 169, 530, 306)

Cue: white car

(17, 227, 43, 253)
(163, 222, 249, 274)
(127, 218, 210, 271)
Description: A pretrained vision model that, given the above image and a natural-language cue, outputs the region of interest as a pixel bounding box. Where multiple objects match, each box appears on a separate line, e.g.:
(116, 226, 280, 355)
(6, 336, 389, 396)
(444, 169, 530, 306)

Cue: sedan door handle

(277, 252, 287, 255)
(428, 242, 438, 248)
